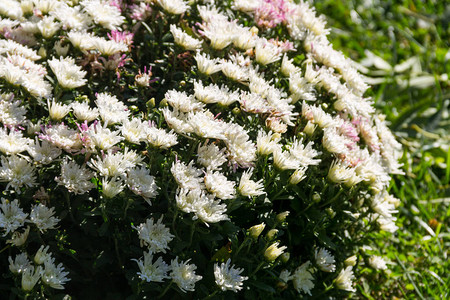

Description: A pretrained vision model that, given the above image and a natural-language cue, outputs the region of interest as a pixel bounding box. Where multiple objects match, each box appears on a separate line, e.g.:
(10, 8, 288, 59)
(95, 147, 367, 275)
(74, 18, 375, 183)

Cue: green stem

(0, 244, 10, 254)
(234, 237, 250, 257)
(202, 289, 219, 300)
(321, 188, 345, 207)
(157, 281, 173, 299)
(65, 191, 76, 224)
(188, 220, 197, 248)
(250, 261, 266, 277)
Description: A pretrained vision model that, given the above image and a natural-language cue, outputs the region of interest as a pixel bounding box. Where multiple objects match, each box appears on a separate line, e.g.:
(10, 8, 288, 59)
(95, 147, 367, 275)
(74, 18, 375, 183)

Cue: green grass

(314, 0, 450, 298)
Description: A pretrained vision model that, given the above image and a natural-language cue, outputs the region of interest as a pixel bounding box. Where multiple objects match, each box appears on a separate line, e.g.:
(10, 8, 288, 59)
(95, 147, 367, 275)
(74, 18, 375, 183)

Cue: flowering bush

(0, 0, 404, 298)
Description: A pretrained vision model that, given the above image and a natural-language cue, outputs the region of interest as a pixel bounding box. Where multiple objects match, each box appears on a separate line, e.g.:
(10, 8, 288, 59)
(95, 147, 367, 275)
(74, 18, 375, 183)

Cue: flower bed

(0, 0, 403, 298)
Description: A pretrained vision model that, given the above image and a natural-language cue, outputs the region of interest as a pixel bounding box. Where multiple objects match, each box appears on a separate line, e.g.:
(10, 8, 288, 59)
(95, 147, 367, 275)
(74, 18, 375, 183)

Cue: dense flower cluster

(0, 0, 402, 298)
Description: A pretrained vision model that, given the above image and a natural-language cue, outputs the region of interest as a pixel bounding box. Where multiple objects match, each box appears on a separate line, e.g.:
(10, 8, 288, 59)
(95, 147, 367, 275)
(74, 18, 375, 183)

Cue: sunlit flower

(214, 259, 248, 292)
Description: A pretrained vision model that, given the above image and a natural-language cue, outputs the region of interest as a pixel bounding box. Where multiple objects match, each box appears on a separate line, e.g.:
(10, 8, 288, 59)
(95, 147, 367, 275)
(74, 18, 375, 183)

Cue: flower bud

(159, 98, 168, 107)
(54, 40, 69, 57)
(276, 211, 290, 223)
(7, 226, 30, 247)
(38, 47, 47, 59)
(265, 229, 278, 241)
(303, 121, 316, 136)
(289, 168, 306, 185)
(232, 107, 241, 115)
(147, 98, 156, 109)
(312, 192, 321, 203)
(344, 255, 357, 267)
(21, 266, 42, 292)
(34, 245, 51, 265)
(248, 223, 265, 239)
(280, 252, 290, 263)
(325, 207, 336, 218)
(264, 242, 287, 262)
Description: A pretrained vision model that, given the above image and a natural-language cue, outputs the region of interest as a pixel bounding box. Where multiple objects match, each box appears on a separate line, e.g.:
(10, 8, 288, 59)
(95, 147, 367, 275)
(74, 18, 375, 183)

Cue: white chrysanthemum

(29, 204, 60, 232)
(0, 127, 31, 155)
(315, 248, 336, 272)
(375, 214, 398, 233)
(194, 81, 238, 105)
(71, 102, 99, 122)
(95, 93, 130, 125)
(188, 110, 226, 140)
(133, 251, 169, 283)
(81, 0, 124, 30)
(289, 72, 316, 102)
(146, 126, 178, 149)
(194, 52, 221, 75)
(281, 54, 301, 76)
(170, 258, 202, 293)
(193, 195, 229, 225)
(156, 0, 189, 15)
(371, 192, 398, 218)
(161, 108, 193, 134)
(214, 259, 248, 292)
(292, 261, 315, 295)
(9, 253, 31, 275)
(302, 102, 335, 128)
(0, 97, 27, 126)
(85, 36, 128, 56)
(171, 160, 204, 191)
(85, 123, 124, 151)
(238, 168, 265, 197)
(37, 16, 61, 39)
(126, 167, 158, 203)
(133, 216, 174, 253)
(289, 167, 307, 185)
(42, 257, 70, 290)
(27, 138, 62, 165)
(0, 40, 40, 60)
(101, 177, 125, 198)
(0, 198, 28, 236)
(288, 138, 321, 167)
(7, 226, 30, 247)
(256, 130, 280, 156)
(335, 266, 355, 292)
(89, 149, 142, 177)
(41, 123, 82, 151)
(48, 56, 87, 89)
(121, 118, 147, 144)
(204, 170, 236, 200)
(55, 160, 95, 194)
(198, 16, 237, 50)
(176, 188, 202, 214)
(255, 38, 282, 65)
(170, 24, 202, 50)
(223, 123, 257, 167)
(165, 90, 204, 113)
(368, 255, 388, 270)
(239, 92, 271, 114)
(0, 155, 37, 193)
(232, 0, 260, 12)
(197, 142, 227, 170)
(48, 99, 71, 120)
(328, 160, 357, 184)
(221, 61, 249, 82)
(51, 3, 92, 30)
(232, 26, 258, 50)
(67, 30, 95, 49)
(273, 147, 301, 171)
(33, 0, 61, 14)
